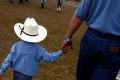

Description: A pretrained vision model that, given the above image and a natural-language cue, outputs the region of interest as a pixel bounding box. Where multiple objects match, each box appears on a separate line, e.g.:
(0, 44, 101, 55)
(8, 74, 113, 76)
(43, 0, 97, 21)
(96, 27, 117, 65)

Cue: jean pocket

(109, 46, 120, 54)
(106, 44, 120, 64)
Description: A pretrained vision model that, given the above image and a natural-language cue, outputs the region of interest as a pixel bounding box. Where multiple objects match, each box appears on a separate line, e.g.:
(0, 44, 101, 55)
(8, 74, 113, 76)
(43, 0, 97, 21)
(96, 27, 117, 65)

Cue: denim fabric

(40, 0, 46, 4)
(77, 28, 120, 80)
(57, 0, 63, 4)
(13, 71, 32, 80)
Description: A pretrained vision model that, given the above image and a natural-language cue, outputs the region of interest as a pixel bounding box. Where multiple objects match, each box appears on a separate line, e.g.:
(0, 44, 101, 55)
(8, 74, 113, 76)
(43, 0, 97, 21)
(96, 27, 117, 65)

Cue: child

(0, 17, 64, 80)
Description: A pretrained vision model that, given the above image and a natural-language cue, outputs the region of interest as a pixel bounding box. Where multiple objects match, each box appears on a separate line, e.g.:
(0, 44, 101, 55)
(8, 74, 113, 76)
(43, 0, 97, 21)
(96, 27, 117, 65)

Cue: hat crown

(23, 18, 39, 35)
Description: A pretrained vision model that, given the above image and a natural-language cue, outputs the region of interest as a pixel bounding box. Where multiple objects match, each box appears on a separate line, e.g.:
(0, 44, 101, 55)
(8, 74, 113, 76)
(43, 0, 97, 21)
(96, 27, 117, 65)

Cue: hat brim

(14, 23, 47, 43)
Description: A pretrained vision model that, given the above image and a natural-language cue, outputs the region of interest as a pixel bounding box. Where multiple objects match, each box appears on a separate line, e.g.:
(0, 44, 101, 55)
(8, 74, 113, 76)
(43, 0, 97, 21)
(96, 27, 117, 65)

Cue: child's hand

(62, 41, 73, 54)
(0, 75, 3, 80)
(60, 40, 73, 54)
(63, 46, 69, 54)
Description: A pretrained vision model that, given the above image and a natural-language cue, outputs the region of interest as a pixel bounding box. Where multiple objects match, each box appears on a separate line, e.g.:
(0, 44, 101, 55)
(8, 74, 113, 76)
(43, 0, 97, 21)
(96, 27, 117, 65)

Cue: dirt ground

(0, 0, 87, 80)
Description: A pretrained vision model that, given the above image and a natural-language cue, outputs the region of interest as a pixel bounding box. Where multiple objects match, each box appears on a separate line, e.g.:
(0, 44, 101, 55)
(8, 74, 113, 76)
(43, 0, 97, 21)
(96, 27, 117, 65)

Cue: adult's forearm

(65, 16, 83, 38)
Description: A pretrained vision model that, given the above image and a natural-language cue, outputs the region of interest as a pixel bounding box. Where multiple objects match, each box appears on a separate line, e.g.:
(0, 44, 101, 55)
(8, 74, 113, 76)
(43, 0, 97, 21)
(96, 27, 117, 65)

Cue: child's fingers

(63, 46, 69, 54)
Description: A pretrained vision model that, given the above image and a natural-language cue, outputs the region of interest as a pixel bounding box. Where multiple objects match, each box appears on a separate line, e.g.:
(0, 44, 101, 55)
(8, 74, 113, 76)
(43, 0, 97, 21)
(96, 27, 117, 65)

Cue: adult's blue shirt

(75, 0, 120, 35)
(0, 41, 63, 76)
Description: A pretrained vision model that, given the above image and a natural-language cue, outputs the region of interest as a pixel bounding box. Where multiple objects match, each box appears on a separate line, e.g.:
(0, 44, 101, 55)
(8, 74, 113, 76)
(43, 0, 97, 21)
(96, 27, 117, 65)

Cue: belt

(88, 27, 120, 40)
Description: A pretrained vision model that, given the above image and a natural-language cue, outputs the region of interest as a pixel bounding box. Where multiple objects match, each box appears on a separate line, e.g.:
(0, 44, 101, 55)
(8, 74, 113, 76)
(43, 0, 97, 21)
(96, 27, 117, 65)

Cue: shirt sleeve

(74, 0, 92, 21)
(0, 44, 16, 75)
(39, 47, 64, 63)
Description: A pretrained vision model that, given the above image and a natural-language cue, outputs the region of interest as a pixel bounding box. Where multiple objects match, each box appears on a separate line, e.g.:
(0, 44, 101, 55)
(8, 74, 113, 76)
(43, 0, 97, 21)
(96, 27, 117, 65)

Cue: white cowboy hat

(14, 17, 47, 42)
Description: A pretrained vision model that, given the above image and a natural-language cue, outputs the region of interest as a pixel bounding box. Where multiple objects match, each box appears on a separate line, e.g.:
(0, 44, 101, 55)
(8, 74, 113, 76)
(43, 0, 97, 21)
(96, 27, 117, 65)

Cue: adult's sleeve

(74, 0, 92, 21)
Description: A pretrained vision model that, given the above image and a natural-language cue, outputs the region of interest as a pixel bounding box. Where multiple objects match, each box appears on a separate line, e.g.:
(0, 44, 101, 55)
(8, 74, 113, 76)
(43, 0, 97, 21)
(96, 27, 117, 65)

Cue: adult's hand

(60, 16, 82, 54)
(60, 40, 73, 54)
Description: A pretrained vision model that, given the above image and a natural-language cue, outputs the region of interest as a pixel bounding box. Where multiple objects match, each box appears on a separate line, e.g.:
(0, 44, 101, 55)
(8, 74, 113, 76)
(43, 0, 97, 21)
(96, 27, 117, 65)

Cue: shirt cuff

(58, 50, 64, 56)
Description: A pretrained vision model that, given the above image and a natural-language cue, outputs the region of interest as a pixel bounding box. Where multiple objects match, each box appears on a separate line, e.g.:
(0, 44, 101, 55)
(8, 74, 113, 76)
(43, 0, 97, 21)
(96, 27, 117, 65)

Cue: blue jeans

(77, 28, 120, 80)
(13, 71, 32, 80)
(40, 0, 46, 4)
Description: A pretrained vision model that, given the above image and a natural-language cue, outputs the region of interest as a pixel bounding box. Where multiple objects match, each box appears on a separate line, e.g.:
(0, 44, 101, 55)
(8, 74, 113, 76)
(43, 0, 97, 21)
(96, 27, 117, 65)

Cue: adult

(61, 0, 120, 80)
(40, 0, 46, 8)
(56, 0, 63, 12)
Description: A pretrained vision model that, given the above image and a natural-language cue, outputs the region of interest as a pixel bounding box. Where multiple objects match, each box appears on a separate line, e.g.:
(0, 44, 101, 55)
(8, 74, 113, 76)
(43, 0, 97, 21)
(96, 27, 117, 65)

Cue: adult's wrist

(64, 37, 71, 43)
(64, 36, 73, 49)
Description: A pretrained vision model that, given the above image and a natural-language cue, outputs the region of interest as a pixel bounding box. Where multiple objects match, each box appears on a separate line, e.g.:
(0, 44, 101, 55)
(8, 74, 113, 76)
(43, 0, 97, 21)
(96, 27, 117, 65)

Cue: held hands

(60, 37, 73, 54)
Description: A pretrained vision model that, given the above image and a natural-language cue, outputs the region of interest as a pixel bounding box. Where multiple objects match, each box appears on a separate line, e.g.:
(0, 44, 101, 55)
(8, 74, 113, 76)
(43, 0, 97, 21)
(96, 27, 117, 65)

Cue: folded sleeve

(39, 47, 64, 63)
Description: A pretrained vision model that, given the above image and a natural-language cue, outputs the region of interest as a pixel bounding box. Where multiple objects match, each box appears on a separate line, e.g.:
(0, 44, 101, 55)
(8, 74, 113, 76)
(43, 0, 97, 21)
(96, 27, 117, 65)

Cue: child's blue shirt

(0, 41, 63, 76)
(75, 0, 120, 35)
